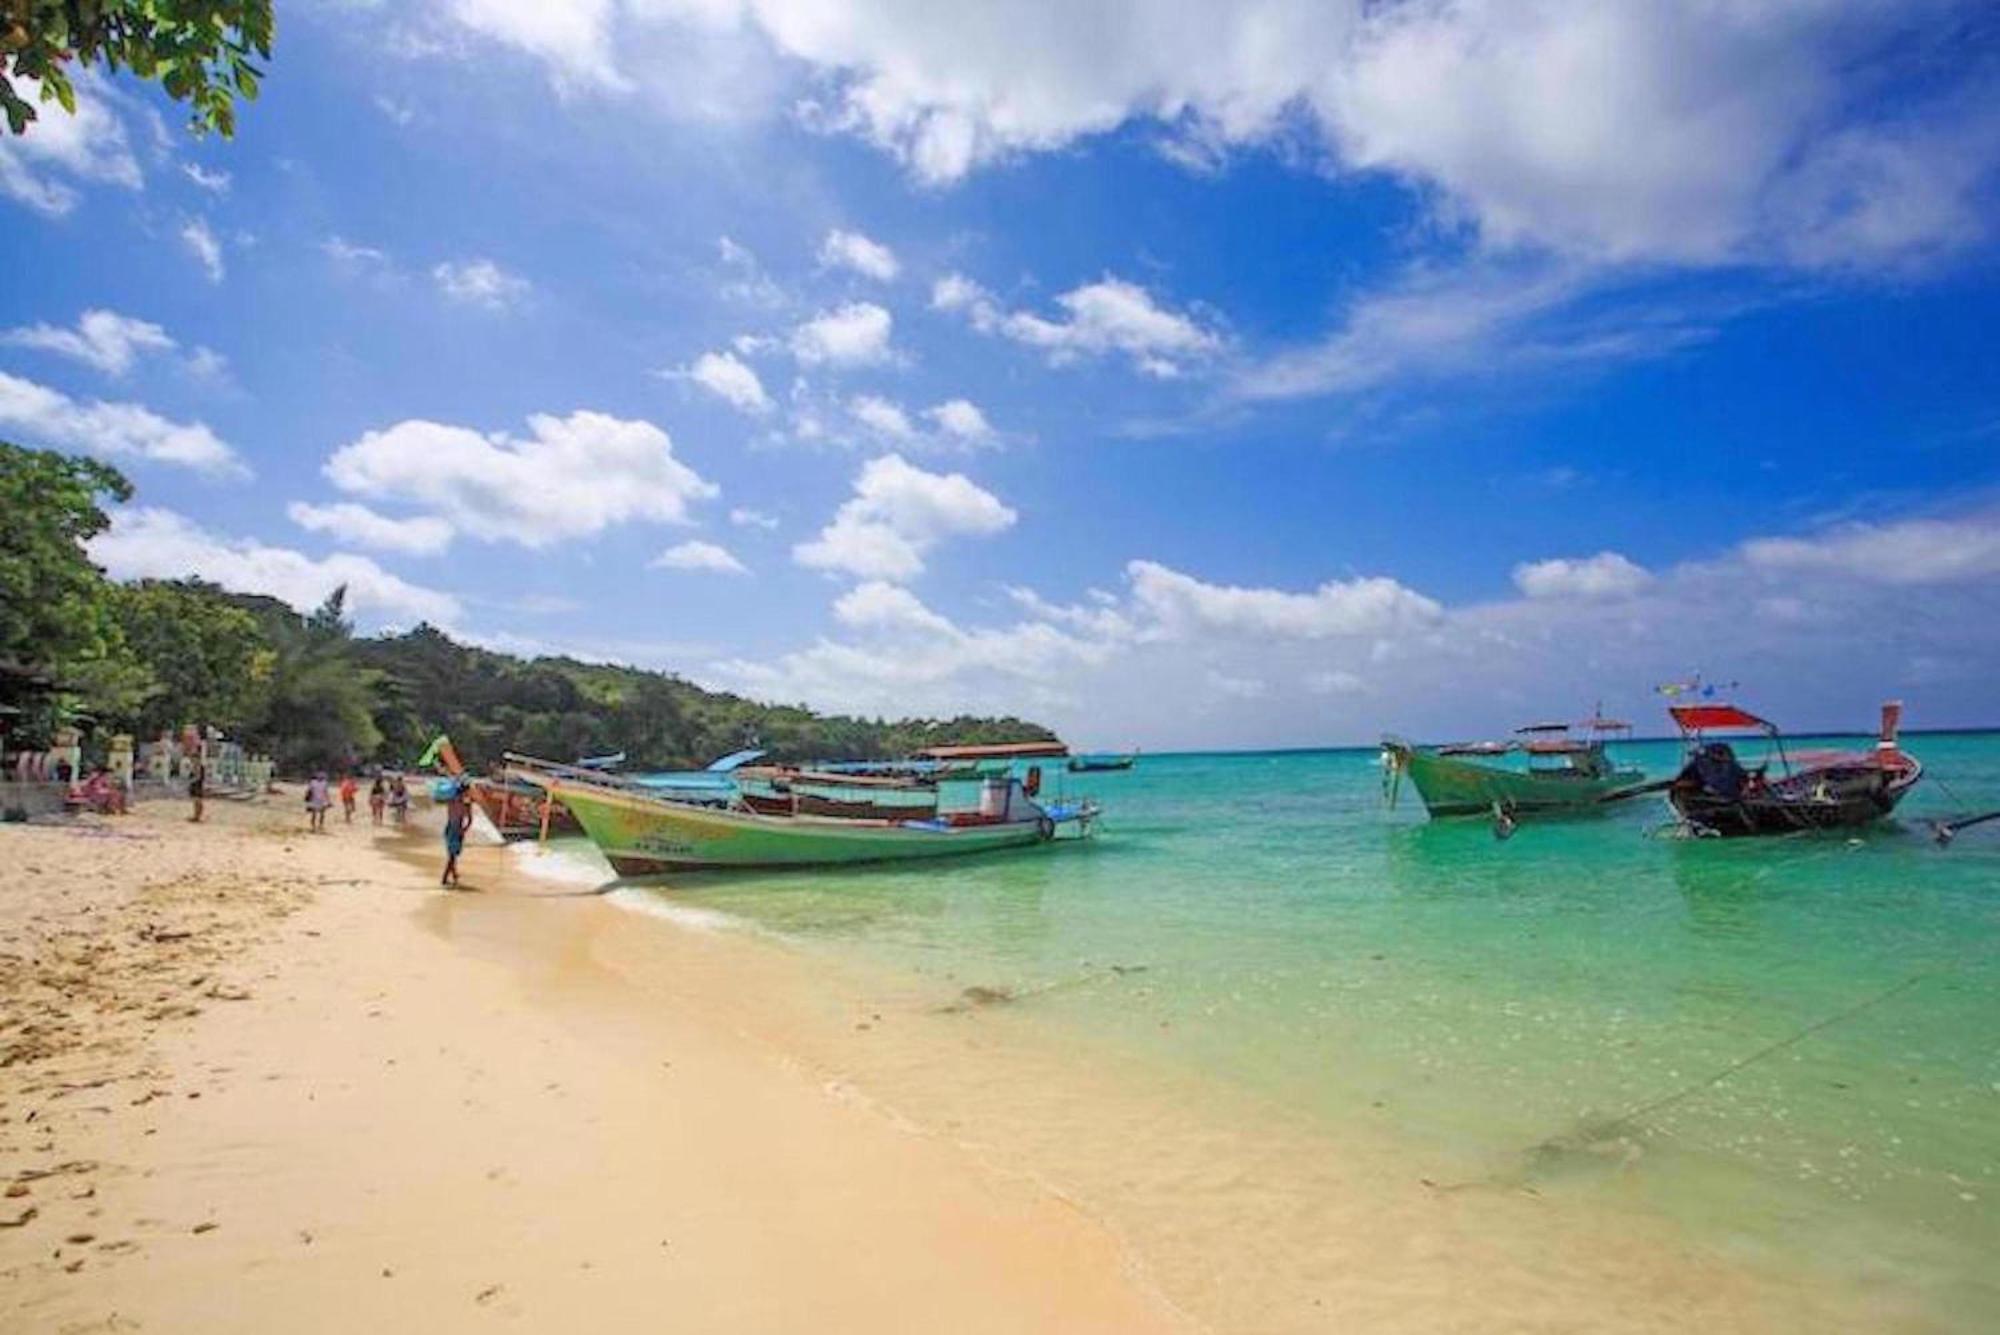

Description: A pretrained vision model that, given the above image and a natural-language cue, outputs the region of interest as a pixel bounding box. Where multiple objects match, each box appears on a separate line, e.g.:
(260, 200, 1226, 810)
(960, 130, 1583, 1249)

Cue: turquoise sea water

(577, 733, 2000, 1321)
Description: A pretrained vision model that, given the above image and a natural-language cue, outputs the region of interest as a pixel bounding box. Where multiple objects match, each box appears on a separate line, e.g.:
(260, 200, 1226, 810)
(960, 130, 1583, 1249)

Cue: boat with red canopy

(1666, 701, 1923, 836)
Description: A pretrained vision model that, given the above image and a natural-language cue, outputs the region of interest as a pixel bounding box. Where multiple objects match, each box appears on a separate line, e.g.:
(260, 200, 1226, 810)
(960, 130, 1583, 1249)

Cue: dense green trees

(2, 1, 274, 136)
(0, 441, 1056, 773)
(109, 579, 270, 735)
(0, 442, 136, 736)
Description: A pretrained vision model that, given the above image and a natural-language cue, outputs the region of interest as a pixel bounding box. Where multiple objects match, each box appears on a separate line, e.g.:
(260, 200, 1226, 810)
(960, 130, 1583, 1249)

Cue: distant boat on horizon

(1068, 752, 1139, 773)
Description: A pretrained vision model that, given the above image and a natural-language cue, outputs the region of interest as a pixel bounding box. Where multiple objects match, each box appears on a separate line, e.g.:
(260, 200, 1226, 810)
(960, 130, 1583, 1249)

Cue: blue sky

(4, 1, 1998, 748)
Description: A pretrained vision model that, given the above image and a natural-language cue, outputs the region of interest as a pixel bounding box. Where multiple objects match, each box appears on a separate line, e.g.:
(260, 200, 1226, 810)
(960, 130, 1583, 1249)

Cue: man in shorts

(442, 781, 474, 888)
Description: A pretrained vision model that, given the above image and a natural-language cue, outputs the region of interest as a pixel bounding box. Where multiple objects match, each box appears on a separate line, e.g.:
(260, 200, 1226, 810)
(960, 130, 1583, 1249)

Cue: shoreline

(0, 798, 1185, 1333)
(0, 795, 1940, 1331)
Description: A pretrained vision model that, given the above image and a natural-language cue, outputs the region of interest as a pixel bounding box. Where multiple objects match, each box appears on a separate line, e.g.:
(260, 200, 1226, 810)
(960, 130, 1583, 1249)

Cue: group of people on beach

(301, 771, 410, 830)
(299, 768, 471, 888)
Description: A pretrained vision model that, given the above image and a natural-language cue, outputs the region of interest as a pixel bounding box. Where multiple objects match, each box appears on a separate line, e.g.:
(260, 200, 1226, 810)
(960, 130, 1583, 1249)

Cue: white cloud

(818, 228, 900, 281)
(429, 4, 1995, 276)
(832, 579, 956, 635)
(0, 370, 246, 477)
(0, 74, 141, 216)
(432, 257, 530, 309)
(719, 501, 2000, 746)
(925, 397, 993, 441)
(324, 408, 717, 548)
(1127, 559, 1442, 640)
(650, 538, 749, 574)
(1740, 514, 2000, 586)
(939, 274, 1221, 377)
(716, 235, 785, 307)
(848, 393, 915, 440)
(715, 580, 1114, 719)
(794, 453, 1016, 581)
(1512, 551, 1653, 600)
(682, 349, 773, 414)
(729, 506, 779, 530)
(182, 163, 231, 193)
(444, 0, 630, 92)
(180, 218, 225, 283)
(323, 235, 391, 267)
(790, 302, 894, 366)
(3, 309, 175, 375)
(286, 501, 455, 556)
(91, 507, 459, 627)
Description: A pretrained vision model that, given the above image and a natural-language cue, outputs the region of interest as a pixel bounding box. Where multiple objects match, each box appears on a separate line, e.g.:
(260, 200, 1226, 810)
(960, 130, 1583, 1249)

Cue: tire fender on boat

(1036, 815, 1056, 841)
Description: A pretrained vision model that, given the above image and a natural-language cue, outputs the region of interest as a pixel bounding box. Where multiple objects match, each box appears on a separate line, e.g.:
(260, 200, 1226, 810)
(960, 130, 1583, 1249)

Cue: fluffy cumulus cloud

(1512, 551, 1652, 600)
(924, 398, 993, 441)
(3, 309, 175, 376)
(286, 501, 456, 556)
(323, 408, 717, 547)
(1127, 559, 1442, 639)
(650, 538, 749, 574)
(936, 273, 1221, 377)
(716, 579, 1114, 720)
(0, 75, 142, 215)
(848, 393, 915, 440)
(818, 227, 899, 281)
(91, 507, 460, 627)
(683, 349, 773, 414)
(794, 453, 1016, 581)
(0, 370, 246, 477)
(432, 257, 531, 309)
(789, 302, 894, 366)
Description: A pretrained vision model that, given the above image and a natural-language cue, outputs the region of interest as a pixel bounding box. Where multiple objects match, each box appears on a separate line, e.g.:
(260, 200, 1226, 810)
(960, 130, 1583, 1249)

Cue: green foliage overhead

(1, 1, 275, 137)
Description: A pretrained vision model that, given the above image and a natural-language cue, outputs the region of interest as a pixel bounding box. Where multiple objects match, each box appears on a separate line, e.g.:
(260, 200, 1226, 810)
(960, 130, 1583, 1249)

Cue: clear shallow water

(557, 734, 2000, 1321)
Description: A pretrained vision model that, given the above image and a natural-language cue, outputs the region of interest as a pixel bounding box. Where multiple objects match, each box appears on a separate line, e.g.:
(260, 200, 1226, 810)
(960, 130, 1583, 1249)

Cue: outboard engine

(1681, 741, 1749, 799)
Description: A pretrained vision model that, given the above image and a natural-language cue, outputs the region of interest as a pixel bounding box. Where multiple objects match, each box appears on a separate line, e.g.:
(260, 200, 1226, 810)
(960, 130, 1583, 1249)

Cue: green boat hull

(553, 780, 1053, 875)
(1389, 744, 1644, 818)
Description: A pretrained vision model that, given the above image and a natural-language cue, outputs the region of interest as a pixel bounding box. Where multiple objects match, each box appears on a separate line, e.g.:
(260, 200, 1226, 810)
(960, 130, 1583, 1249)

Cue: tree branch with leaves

(1, 1, 274, 137)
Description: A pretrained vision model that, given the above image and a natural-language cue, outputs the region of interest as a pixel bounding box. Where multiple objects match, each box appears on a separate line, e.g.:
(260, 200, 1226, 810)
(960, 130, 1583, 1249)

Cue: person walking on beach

(441, 780, 475, 888)
(188, 757, 206, 824)
(305, 772, 332, 832)
(338, 772, 358, 824)
(368, 774, 387, 826)
(388, 775, 409, 826)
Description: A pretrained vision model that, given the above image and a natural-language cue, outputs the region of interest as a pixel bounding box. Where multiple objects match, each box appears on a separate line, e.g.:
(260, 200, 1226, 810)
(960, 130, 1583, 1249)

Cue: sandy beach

(0, 794, 1933, 1334)
(0, 797, 1182, 1334)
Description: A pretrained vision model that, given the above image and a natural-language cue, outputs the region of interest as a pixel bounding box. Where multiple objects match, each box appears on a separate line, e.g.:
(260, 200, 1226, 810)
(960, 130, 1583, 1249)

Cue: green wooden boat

(1382, 717, 1645, 819)
(511, 757, 1098, 875)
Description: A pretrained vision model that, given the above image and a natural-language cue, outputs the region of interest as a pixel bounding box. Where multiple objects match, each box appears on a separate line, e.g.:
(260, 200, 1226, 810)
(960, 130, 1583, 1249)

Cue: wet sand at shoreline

(0, 794, 1921, 1333)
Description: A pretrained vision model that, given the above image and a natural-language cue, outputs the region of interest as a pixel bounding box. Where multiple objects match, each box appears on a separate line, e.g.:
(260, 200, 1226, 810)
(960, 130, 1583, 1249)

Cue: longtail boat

(1666, 701, 1921, 836)
(1068, 752, 1138, 773)
(733, 765, 940, 819)
(1382, 715, 1645, 819)
(506, 743, 1097, 875)
(417, 734, 580, 841)
(469, 775, 582, 840)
